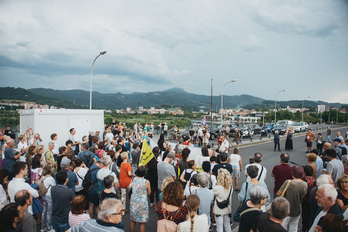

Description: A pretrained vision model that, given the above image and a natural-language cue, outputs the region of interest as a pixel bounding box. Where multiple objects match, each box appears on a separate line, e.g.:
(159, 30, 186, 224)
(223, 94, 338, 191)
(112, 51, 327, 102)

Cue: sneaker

(211, 222, 216, 226)
(209, 225, 213, 231)
(230, 221, 234, 227)
(41, 227, 46, 232)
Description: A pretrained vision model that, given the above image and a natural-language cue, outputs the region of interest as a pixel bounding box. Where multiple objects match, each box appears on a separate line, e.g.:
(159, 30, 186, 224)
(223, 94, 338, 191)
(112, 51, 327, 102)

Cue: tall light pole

(302, 96, 310, 122)
(210, 79, 213, 129)
(90, 50, 107, 110)
(221, 79, 237, 124)
(274, 89, 286, 123)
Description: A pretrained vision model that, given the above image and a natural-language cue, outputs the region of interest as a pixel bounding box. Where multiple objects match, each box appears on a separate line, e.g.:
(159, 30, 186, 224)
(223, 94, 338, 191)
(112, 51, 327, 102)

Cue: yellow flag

(139, 139, 154, 166)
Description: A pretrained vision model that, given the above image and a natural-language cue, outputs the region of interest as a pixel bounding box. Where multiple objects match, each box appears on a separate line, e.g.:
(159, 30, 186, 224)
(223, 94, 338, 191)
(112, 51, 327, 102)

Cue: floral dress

(130, 177, 149, 223)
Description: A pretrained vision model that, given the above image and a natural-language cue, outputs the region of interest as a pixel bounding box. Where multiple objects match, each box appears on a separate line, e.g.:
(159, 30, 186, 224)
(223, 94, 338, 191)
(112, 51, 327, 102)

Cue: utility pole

(211, 79, 213, 129)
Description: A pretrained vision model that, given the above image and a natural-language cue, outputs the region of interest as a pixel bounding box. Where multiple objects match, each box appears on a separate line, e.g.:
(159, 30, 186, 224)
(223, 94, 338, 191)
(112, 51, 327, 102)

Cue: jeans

(327, 135, 331, 143)
(42, 195, 53, 230)
(282, 215, 301, 232)
(52, 221, 70, 232)
(274, 141, 280, 150)
(215, 214, 231, 232)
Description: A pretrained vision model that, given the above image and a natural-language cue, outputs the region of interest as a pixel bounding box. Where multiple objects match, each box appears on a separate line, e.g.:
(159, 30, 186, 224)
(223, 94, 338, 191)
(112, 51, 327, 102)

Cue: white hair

(98, 198, 121, 220)
(317, 174, 331, 186)
(100, 155, 111, 167)
(319, 184, 338, 201)
(248, 185, 268, 205)
(197, 172, 209, 188)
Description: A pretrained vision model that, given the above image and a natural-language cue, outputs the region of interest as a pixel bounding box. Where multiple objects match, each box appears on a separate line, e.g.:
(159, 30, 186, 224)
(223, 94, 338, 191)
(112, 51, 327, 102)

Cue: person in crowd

(285, 130, 293, 151)
(238, 166, 270, 208)
(145, 147, 160, 207)
(73, 158, 88, 196)
(4, 126, 15, 139)
(213, 169, 233, 232)
(218, 135, 229, 154)
(105, 129, 114, 142)
(212, 153, 232, 176)
(202, 127, 210, 147)
(274, 131, 281, 151)
(184, 174, 199, 199)
(60, 158, 79, 192)
(41, 163, 56, 232)
(96, 142, 105, 159)
(57, 146, 67, 172)
(159, 177, 174, 201)
(50, 133, 59, 159)
(5, 138, 23, 178)
(177, 194, 209, 232)
(336, 132, 344, 144)
(162, 144, 173, 161)
(196, 172, 214, 227)
(316, 214, 347, 232)
(119, 152, 133, 210)
(26, 146, 36, 173)
(0, 203, 24, 232)
(17, 134, 29, 162)
(68, 128, 81, 156)
(77, 143, 96, 169)
(131, 144, 139, 173)
(312, 149, 324, 178)
(8, 162, 39, 203)
(306, 153, 318, 179)
(309, 184, 343, 232)
(178, 148, 190, 175)
(157, 133, 167, 153)
(157, 151, 175, 195)
(244, 152, 267, 183)
(231, 128, 241, 149)
(69, 195, 90, 227)
(29, 133, 42, 147)
(100, 175, 118, 202)
(68, 198, 125, 232)
(180, 160, 197, 190)
(276, 165, 307, 232)
(202, 161, 217, 190)
(30, 154, 43, 184)
(97, 155, 118, 196)
(206, 144, 215, 157)
(306, 129, 316, 153)
(326, 127, 332, 143)
(154, 181, 188, 225)
(301, 165, 317, 232)
(316, 133, 324, 155)
(239, 186, 268, 232)
(336, 175, 348, 211)
(252, 197, 290, 232)
(195, 147, 210, 168)
(15, 190, 36, 232)
(0, 169, 9, 207)
(45, 141, 55, 165)
(322, 148, 344, 183)
(87, 161, 102, 218)
(51, 169, 75, 231)
(228, 148, 242, 191)
(309, 174, 334, 228)
(271, 153, 292, 198)
(129, 166, 151, 232)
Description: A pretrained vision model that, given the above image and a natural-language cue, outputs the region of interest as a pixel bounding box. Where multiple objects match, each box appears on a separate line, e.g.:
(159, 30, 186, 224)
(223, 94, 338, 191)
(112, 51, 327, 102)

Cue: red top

(272, 163, 293, 193)
(119, 162, 132, 188)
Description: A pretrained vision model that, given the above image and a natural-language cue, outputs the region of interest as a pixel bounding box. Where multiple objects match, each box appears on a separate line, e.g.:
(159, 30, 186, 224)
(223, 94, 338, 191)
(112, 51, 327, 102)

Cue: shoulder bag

(216, 186, 233, 209)
(280, 180, 291, 197)
(233, 182, 248, 222)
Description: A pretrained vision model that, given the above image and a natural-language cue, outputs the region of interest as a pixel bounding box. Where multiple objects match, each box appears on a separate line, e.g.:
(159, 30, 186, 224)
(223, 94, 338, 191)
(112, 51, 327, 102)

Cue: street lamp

(274, 89, 286, 123)
(90, 50, 107, 110)
(302, 96, 310, 122)
(221, 79, 237, 124)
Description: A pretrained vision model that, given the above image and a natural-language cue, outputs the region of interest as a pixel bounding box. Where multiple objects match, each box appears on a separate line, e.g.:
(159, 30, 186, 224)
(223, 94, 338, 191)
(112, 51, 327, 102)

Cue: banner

(139, 139, 155, 166)
(200, 116, 206, 126)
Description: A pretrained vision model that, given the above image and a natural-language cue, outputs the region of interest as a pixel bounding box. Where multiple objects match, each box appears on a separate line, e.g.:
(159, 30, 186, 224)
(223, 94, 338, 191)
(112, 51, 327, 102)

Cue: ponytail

(190, 210, 196, 232)
(185, 194, 200, 232)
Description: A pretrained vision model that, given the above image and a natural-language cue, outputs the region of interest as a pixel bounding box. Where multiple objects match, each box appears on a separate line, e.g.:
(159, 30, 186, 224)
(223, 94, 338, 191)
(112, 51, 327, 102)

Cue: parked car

(272, 120, 294, 135)
(240, 124, 262, 138)
(291, 121, 309, 133)
(215, 123, 239, 136)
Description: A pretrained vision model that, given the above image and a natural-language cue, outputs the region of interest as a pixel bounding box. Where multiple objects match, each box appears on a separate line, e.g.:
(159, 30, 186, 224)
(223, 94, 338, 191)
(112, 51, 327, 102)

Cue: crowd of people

(0, 122, 348, 232)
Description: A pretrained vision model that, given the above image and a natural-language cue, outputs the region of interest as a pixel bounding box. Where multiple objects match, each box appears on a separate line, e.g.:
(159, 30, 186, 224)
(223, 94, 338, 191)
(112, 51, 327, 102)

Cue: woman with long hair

(0, 169, 9, 206)
(41, 163, 56, 231)
(26, 145, 36, 171)
(177, 194, 209, 232)
(213, 169, 233, 232)
(30, 154, 43, 184)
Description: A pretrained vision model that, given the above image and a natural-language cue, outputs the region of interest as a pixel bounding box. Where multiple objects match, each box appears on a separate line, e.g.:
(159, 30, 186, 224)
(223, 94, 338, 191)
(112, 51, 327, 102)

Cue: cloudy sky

(1, 0, 348, 103)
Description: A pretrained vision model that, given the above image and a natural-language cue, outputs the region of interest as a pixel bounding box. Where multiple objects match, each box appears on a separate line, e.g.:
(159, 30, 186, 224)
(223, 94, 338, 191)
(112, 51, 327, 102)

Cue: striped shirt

(68, 211, 90, 227)
(69, 219, 124, 232)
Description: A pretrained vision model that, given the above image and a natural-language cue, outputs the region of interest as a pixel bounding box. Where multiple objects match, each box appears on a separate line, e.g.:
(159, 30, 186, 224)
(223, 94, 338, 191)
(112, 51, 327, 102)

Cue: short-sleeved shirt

(51, 185, 75, 223)
(119, 163, 132, 188)
(272, 163, 293, 193)
(4, 147, 16, 173)
(252, 212, 286, 232)
(157, 162, 176, 189)
(326, 159, 344, 183)
(45, 150, 55, 164)
(279, 180, 307, 217)
(100, 191, 118, 202)
(97, 168, 118, 193)
(212, 163, 232, 175)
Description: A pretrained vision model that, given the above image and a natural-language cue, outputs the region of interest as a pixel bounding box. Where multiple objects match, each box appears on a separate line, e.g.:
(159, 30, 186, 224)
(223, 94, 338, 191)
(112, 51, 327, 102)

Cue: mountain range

(0, 87, 344, 111)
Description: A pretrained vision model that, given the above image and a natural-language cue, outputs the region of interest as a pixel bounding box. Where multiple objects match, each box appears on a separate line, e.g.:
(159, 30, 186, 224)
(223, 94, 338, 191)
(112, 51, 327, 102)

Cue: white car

(292, 122, 309, 133)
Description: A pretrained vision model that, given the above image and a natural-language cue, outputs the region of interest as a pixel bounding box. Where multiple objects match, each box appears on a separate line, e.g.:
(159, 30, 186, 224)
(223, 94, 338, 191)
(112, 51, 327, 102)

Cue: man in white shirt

(245, 153, 267, 182)
(309, 184, 342, 232)
(197, 125, 204, 146)
(218, 135, 229, 154)
(202, 126, 210, 147)
(68, 128, 81, 154)
(29, 133, 42, 146)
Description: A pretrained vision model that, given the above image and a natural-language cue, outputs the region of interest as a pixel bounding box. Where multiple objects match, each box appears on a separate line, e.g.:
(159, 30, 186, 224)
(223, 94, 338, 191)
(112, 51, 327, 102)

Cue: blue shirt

(4, 147, 16, 173)
(315, 156, 324, 178)
(55, 170, 78, 192)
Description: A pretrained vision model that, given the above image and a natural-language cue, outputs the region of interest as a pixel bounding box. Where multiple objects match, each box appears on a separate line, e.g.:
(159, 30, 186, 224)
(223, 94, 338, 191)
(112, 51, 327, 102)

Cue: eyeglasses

(341, 181, 348, 184)
(111, 209, 126, 216)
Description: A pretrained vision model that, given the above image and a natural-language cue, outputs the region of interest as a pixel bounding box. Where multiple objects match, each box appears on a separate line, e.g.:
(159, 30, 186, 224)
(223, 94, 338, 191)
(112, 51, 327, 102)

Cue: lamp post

(302, 96, 310, 122)
(221, 79, 237, 124)
(274, 89, 286, 123)
(90, 50, 107, 110)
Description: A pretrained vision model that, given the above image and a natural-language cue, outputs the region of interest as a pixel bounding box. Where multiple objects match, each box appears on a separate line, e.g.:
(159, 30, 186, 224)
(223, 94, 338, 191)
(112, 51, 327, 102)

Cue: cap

(60, 158, 71, 168)
(333, 138, 342, 143)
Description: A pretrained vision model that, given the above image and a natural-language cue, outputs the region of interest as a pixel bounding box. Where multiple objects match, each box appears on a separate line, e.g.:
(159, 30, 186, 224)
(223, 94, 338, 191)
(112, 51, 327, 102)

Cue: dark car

(182, 125, 217, 141)
(215, 123, 239, 137)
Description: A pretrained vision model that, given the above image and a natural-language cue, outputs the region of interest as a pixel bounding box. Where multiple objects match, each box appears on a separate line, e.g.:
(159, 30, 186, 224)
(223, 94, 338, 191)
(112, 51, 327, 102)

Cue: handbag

(233, 182, 248, 222)
(216, 186, 233, 209)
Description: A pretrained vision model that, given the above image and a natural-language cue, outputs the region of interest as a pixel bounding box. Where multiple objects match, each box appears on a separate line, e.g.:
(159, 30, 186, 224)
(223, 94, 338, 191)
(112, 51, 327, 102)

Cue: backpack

(82, 151, 94, 168)
(34, 176, 50, 197)
(340, 146, 348, 156)
(97, 171, 113, 194)
(82, 167, 99, 192)
(157, 210, 179, 232)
